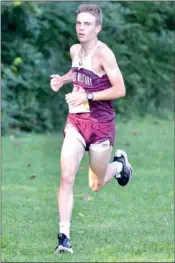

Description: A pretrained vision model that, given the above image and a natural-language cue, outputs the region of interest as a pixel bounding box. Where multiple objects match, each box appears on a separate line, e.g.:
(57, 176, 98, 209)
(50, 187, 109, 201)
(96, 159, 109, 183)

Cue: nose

(79, 24, 85, 31)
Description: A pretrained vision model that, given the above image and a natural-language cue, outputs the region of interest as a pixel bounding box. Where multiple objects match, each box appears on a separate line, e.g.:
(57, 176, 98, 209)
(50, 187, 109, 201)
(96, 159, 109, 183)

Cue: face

(76, 12, 101, 43)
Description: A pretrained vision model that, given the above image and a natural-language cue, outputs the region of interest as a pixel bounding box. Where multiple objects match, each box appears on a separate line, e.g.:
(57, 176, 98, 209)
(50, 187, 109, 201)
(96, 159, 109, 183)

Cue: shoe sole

(55, 245, 73, 254)
(115, 149, 133, 185)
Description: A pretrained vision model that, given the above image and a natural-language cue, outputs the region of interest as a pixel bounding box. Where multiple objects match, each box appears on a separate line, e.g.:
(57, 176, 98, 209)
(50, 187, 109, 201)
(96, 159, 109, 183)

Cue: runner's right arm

(50, 44, 80, 92)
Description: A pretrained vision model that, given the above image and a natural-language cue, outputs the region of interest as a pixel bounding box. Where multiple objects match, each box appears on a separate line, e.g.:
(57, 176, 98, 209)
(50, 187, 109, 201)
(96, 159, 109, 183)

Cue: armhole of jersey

(91, 42, 106, 77)
(91, 42, 102, 59)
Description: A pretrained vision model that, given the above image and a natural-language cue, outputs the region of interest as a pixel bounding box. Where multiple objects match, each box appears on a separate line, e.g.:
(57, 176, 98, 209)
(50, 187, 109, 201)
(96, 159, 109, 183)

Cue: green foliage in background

(1, 1, 175, 134)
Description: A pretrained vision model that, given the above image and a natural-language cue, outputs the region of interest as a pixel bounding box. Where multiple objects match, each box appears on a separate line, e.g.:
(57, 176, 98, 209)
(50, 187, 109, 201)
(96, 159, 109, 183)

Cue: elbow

(121, 85, 126, 97)
(122, 89, 126, 97)
(115, 87, 126, 99)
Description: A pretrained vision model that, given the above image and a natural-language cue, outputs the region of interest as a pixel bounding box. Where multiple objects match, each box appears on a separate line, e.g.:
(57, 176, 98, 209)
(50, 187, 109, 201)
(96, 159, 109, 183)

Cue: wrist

(62, 76, 67, 85)
(86, 93, 94, 102)
(62, 72, 72, 84)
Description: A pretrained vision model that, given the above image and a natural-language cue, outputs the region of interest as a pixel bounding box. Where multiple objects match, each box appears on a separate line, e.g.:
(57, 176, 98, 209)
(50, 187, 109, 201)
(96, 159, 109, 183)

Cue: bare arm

(61, 69, 72, 85)
(93, 46, 126, 101)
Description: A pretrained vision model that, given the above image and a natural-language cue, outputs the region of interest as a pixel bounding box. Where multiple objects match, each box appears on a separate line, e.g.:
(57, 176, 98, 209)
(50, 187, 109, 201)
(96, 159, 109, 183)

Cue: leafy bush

(1, 1, 174, 134)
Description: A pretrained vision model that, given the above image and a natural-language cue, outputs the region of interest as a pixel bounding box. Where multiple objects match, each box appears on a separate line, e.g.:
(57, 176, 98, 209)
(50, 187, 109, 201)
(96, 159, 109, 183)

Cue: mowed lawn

(1, 116, 174, 262)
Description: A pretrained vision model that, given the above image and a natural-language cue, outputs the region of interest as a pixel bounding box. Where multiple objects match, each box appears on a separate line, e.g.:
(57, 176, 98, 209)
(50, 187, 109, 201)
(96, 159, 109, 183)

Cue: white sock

(117, 162, 123, 173)
(115, 162, 123, 175)
(59, 222, 70, 239)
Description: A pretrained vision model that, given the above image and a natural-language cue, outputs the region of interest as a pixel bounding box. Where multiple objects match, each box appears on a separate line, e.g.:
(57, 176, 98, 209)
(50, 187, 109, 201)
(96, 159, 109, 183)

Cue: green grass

(1, 116, 174, 262)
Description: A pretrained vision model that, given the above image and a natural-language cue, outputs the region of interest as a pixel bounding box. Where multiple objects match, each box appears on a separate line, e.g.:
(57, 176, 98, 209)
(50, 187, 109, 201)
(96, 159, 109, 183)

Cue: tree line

(2, 1, 174, 134)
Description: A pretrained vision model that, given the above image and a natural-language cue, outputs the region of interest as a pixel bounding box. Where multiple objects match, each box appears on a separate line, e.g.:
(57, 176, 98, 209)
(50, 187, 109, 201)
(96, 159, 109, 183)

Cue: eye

(94, 8, 100, 13)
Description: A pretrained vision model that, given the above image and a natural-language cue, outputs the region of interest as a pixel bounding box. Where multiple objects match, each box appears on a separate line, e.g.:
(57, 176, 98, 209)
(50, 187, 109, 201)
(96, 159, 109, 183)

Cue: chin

(79, 39, 88, 44)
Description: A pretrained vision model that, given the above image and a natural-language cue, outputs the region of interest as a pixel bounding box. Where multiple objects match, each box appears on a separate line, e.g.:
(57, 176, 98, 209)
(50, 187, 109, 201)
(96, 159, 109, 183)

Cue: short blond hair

(76, 4, 103, 25)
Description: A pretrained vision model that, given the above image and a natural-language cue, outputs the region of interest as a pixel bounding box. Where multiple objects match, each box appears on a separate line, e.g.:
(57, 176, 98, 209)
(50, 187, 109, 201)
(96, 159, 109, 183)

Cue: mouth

(78, 33, 85, 38)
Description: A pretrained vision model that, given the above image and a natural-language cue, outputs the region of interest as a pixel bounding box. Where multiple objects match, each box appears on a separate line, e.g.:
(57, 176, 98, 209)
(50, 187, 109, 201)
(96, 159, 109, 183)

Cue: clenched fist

(50, 74, 64, 92)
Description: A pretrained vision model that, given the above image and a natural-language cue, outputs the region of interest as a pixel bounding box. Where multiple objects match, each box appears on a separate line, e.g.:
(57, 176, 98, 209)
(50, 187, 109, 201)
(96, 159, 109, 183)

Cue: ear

(95, 24, 102, 34)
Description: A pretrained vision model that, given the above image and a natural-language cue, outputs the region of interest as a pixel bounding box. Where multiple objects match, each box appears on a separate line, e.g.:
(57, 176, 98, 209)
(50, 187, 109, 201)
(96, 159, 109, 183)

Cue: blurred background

(1, 1, 175, 135)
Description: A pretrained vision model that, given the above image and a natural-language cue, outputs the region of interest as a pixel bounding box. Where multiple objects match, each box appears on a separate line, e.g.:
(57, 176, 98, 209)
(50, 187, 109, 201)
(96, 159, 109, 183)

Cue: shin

(58, 133, 85, 225)
(88, 144, 112, 192)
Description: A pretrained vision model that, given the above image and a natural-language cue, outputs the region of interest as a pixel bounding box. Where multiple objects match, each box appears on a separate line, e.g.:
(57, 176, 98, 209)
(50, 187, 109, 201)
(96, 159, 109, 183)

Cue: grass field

(1, 116, 174, 262)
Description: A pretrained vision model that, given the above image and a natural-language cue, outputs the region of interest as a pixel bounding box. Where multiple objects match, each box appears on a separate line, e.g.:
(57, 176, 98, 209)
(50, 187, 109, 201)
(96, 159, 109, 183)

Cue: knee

(89, 180, 102, 192)
(60, 172, 75, 188)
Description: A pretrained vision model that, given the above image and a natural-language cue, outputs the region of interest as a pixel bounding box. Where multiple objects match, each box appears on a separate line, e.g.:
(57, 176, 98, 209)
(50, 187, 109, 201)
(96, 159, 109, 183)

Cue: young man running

(50, 4, 133, 254)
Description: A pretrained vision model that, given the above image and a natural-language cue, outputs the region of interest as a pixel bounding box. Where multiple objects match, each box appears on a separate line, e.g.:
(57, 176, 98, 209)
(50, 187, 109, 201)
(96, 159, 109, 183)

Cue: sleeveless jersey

(69, 41, 115, 123)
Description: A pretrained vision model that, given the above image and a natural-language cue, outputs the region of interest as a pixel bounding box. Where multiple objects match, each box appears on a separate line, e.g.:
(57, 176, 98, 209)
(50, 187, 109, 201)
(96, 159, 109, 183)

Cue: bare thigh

(88, 144, 112, 191)
(60, 132, 85, 186)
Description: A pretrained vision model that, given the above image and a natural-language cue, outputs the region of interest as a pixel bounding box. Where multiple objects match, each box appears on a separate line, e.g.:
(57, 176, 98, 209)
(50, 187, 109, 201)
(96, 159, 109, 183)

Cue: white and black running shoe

(55, 233, 73, 254)
(113, 150, 133, 186)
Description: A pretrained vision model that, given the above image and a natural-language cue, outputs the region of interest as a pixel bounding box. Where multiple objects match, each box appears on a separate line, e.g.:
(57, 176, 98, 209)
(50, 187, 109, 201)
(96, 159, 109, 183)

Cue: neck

(80, 38, 99, 56)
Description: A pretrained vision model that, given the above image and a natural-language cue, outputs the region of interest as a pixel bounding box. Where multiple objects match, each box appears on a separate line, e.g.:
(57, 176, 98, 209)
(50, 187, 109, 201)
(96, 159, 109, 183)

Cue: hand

(50, 74, 64, 92)
(65, 89, 87, 107)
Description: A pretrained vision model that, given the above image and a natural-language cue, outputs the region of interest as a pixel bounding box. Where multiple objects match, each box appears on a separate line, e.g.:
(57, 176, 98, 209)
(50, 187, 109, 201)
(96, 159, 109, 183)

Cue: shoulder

(96, 42, 117, 62)
(70, 44, 81, 59)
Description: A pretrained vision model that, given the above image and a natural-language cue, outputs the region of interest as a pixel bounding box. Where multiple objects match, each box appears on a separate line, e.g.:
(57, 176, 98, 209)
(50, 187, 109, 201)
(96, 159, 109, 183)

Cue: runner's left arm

(92, 47, 126, 101)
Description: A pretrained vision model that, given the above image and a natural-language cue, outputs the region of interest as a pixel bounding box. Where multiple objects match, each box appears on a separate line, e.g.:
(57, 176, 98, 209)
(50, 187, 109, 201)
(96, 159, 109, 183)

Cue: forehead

(76, 12, 96, 23)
